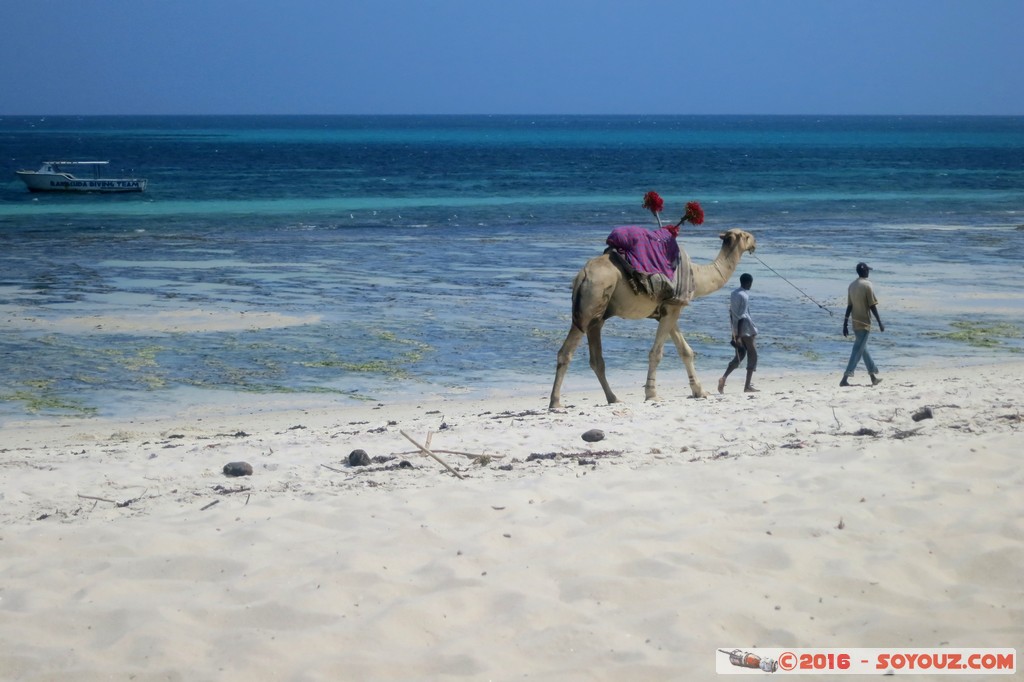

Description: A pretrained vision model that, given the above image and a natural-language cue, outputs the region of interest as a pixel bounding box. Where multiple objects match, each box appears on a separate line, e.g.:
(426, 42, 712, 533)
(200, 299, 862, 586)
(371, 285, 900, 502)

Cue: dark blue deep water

(2, 115, 1023, 419)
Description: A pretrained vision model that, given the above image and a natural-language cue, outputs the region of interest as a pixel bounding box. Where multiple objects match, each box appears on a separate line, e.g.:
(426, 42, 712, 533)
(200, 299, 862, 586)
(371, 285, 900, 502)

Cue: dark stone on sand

(223, 461, 253, 477)
(582, 429, 605, 443)
(349, 449, 372, 466)
(912, 406, 934, 422)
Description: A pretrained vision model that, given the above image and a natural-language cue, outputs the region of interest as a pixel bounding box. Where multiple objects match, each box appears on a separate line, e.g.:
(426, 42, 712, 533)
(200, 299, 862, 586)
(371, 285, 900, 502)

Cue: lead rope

(752, 253, 834, 316)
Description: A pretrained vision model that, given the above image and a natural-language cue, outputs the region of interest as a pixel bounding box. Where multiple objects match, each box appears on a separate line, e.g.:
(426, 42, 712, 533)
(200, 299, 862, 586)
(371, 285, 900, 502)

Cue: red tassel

(642, 191, 664, 215)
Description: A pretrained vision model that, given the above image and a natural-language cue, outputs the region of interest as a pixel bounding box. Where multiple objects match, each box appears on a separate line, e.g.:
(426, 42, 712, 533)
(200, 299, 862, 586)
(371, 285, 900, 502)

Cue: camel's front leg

(644, 315, 675, 401)
(549, 325, 584, 410)
(669, 325, 707, 398)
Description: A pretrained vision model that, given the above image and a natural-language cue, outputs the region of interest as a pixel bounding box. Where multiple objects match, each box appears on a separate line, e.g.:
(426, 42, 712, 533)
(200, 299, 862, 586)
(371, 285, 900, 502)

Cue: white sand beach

(1, 361, 1021, 680)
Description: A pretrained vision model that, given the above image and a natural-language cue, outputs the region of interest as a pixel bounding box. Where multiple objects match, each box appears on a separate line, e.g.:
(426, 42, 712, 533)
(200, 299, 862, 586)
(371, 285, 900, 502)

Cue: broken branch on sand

(211, 485, 251, 495)
(395, 448, 505, 460)
(77, 488, 148, 508)
(77, 494, 116, 504)
(400, 430, 465, 480)
(116, 488, 148, 508)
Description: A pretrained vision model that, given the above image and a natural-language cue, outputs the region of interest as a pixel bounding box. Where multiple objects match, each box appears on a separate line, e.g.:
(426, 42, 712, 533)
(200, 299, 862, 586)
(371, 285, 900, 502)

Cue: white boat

(16, 161, 147, 193)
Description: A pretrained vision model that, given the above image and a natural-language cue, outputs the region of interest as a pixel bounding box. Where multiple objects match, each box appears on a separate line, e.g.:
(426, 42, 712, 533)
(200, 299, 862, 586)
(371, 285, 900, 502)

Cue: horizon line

(3, 112, 1023, 118)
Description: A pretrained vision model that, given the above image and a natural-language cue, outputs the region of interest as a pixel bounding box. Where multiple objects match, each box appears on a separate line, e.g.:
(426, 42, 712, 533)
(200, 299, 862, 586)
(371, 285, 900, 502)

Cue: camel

(548, 228, 757, 410)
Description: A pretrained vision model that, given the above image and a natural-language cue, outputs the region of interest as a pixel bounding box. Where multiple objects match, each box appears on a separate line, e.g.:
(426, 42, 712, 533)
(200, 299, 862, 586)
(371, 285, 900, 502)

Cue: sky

(1, 0, 1022, 116)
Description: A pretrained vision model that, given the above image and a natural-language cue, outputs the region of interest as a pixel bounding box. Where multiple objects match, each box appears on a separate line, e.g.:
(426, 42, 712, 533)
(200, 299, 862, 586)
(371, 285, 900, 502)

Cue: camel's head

(719, 228, 756, 255)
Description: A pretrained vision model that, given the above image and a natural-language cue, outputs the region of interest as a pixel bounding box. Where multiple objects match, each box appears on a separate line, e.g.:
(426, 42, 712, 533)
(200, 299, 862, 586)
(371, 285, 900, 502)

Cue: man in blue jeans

(841, 262, 885, 387)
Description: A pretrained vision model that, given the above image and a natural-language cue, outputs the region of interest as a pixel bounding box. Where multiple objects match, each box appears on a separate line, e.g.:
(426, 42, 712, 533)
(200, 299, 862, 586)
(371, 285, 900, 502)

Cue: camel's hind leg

(549, 325, 584, 410)
(669, 325, 708, 398)
(549, 320, 620, 409)
(549, 256, 620, 409)
(585, 320, 620, 405)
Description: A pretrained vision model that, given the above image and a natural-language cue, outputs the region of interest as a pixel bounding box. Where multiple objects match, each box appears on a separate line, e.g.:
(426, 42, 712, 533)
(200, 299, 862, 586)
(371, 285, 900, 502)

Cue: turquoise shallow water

(1, 115, 1023, 419)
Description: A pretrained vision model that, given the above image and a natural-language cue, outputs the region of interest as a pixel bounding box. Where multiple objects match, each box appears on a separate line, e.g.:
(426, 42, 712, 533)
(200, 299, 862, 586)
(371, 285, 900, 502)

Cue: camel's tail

(570, 269, 587, 332)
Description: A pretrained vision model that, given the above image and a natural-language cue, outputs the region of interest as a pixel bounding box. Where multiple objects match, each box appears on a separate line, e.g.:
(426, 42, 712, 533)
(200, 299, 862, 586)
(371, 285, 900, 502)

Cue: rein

(752, 253, 834, 316)
(712, 259, 728, 282)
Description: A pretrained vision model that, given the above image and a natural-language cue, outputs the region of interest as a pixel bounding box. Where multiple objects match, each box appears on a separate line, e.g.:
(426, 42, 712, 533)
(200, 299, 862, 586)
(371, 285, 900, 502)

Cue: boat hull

(16, 171, 147, 193)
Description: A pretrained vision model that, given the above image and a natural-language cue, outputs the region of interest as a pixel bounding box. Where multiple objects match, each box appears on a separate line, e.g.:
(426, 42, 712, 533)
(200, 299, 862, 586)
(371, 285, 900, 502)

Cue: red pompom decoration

(683, 201, 704, 225)
(642, 191, 664, 215)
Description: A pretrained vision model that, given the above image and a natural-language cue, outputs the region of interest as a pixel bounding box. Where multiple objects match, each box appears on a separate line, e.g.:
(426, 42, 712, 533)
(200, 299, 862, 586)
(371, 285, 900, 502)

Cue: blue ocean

(2, 115, 1023, 420)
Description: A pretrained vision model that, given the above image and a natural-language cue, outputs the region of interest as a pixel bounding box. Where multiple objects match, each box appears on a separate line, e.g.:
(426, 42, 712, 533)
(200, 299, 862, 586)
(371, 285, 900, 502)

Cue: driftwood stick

(79, 487, 149, 507)
(211, 485, 251, 495)
(77, 494, 117, 504)
(116, 488, 148, 508)
(400, 430, 465, 480)
(438, 449, 504, 460)
(200, 500, 220, 511)
(395, 448, 505, 460)
(320, 463, 345, 473)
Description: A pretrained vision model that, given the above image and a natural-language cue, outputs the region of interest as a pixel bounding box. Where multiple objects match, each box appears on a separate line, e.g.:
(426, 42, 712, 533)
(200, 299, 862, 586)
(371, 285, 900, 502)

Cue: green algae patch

(927, 320, 1022, 348)
(300, 329, 431, 377)
(685, 331, 717, 345)
(301, 358, 411, 378)
(1, 383, 98, 416)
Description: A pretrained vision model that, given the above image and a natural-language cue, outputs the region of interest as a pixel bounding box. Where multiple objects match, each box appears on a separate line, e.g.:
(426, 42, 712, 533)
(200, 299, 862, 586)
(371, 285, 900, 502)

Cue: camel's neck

(692, 246, 744, 297)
